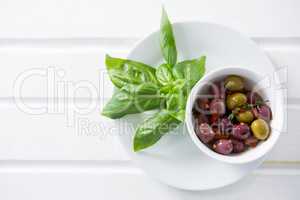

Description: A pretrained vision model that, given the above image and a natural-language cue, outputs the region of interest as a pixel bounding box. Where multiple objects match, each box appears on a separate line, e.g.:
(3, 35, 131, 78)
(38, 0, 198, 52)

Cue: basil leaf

(172, 56, 206, 87)
(160, 8, 177, 66)
(155, 63, 174, 85)
(101, 89, 135, 119)
(133, 110, 181, 151)
(105, 55, 158, 88)
(166, 91, 186, 111)
(170, 109, 185, 122)
(129, 83, 164, 112)
(102, 83, 162, 119)
(159, 84, 173, 95)
(166, 93, 178, 111)
(166, 84, 187, 122)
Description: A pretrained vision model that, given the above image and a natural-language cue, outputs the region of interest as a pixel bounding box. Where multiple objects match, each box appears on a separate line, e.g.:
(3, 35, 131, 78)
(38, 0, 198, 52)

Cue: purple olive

(220, 118, 233, 134)
(247, 92, 262, 104)
(245, 136, 258, 148)
(195, 97, 210, 114)
(210, 113, 219, 124)
(232, 123, 250, 140)
(232, 139, 245, 153)
(195, 113, 209, 125)
(213, 139, 233, 155)
(212, 117, 233, 135)
(210, 82, 226, 99)
(253, 105, 272, 122)
(196, 123, 216, 144)
(210, 99, 226, 116)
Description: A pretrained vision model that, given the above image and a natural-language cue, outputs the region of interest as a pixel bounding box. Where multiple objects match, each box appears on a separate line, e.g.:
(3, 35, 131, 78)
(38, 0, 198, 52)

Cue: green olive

(226, 93, 247, 110)
(225, 75, 244, 91)
(251, 119, 270, 140)
(237, 110, 254, 123)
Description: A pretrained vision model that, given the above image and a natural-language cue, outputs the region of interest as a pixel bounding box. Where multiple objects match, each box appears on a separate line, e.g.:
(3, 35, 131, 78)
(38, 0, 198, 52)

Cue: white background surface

(0, 0, 299, 199)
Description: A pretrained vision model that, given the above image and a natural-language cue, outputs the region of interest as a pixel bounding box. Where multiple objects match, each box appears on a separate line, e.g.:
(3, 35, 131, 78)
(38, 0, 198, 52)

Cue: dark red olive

(210, 82, 226, 99)
(213, 139, 233, 155)
(195, 113, 209, 125)
(196, 123, 216, 144)
(210, 99, 226, 116)
(253, 105, 272, 122)
(232, 139, 245, 153)
(247, 92, 262, 104)
(245, 136, 258, 148)
(220, 118, 233, 134)
(212, 117, 233, 135)
(195, 97, 210, 114)
(232, 123, 250, 140)
(210, 113, 219, 124)
(214, 131, 230, 140)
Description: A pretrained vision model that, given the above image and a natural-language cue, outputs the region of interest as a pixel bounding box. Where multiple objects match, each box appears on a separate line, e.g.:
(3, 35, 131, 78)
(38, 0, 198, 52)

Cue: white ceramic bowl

(186, 67, 284, 164)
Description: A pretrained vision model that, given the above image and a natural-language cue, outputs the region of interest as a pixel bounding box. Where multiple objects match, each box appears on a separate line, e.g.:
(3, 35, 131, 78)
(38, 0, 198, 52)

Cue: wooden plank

(0, 0, 299, 38)
(0, 103, 129, 160)
(0, 38, 298, 99)
(0, 100, 297, 161)
(0, 162, 299, 199)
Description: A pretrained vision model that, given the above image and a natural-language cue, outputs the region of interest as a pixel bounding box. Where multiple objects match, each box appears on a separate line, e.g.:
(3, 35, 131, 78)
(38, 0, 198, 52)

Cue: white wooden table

(0, 0, 299, 199)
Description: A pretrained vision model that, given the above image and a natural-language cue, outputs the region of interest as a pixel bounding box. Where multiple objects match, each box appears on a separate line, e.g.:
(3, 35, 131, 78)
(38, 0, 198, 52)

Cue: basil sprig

(106, 55, 158, 88)
(155, 64, 174, 85)
(102, 8, 206, 151)
(173, 56, 206, 87)
(133, 109, 181, 151)
(160, 8, 177, 66)
(102, 83, 163, 119)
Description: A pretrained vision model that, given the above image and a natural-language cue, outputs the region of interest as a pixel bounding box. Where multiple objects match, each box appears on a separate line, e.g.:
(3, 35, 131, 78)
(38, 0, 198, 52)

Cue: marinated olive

(226, 93, 247, 110)
(232, 139, 245, 153)
(196, 123, 215, 143)
(214, 131, 230, 140)
(211, 82, 226, 99)
(192, 74, 272, 156)
(247, 92, 262, 104)
(232, 123, 250, 140)
(253, 105, 272, 122)
(245, 136, 258, 148)
(196, 97, 210, 114)
(237, 110, 254, 123)
(251, 119, 270, 140)
(224, 75, 244, 91)
(213, 139, 233, 155)
(220, 118, 233, 134)
(210, 99, 226, 115)
(195, 113, 208, 125)
(211, 118, 232, 138)
(210, 113, 219, 124)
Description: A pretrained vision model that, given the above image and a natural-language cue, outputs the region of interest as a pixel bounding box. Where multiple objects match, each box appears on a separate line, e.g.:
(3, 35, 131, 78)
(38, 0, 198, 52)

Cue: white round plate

(116, 22, 275, 190)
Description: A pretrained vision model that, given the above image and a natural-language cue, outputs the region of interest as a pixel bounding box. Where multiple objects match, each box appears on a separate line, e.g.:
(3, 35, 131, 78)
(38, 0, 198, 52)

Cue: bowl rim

(185, 66, 284, 164)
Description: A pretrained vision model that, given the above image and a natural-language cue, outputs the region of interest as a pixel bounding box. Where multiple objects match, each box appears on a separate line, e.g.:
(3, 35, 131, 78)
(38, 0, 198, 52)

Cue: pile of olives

(193, 75, 272, 155)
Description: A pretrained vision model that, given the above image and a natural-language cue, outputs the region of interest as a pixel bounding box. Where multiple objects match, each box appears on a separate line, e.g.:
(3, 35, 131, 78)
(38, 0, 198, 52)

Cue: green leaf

(167, 94, 186, 122)
(170, 109, 185, 122)
(105, 54, 158, 88)
(166, 91, 186, 111)
(133, 110, 181, 151)
(155, 63, 174, 85)
(159, 84, 173, 95)
(165, 83, 187, 122)
(172, 56, 206, 87)
(166, 93, 179, 111)
(160, 8, 177, 66)
(228, 112, 237, 123)
(101, 83, 163, 119)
